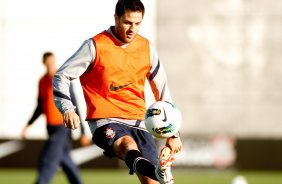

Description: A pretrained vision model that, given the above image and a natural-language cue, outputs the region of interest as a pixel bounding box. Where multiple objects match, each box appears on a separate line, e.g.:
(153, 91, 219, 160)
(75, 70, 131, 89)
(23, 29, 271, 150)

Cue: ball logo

(146, 108, 161, 118)
(162, 108, 167, 122)
(152, 123, 176, 135)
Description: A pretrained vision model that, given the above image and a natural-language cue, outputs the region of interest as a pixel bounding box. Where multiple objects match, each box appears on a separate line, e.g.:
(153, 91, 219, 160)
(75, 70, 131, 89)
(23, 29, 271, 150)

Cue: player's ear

(114, 14, 119, 25)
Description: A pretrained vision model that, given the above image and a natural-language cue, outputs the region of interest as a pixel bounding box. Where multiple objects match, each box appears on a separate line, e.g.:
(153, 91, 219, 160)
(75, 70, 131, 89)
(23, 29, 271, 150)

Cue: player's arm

(22, 97, 43, 140)
(27, 97, 43, 125)
(165, 131, 182, 154)
(147, 42, 182, 154)
(69, 81, 92, 146)
(147, 42, 172, 102)
(53, 39, 96, 129)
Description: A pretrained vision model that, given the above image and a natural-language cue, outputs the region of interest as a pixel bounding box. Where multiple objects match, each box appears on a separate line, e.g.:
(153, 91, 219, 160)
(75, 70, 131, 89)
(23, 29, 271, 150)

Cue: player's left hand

(21, 125, 29, 140)
(166, 137, 182, 154)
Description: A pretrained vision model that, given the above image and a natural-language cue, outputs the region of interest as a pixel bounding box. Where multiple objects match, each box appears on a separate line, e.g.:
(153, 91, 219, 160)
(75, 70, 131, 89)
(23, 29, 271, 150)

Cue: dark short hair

(42, 52, 54, 64)
(115, 0, 145, 17)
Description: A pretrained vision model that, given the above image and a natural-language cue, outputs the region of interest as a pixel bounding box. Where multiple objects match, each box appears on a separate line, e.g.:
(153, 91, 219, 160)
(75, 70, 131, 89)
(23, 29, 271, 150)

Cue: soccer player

(52, 0, 182, 184)
(22, 52, 90, 184)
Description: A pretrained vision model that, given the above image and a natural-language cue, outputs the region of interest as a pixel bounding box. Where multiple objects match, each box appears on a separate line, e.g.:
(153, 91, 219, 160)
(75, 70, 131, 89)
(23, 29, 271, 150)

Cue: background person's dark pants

(35, 125, 82, 184)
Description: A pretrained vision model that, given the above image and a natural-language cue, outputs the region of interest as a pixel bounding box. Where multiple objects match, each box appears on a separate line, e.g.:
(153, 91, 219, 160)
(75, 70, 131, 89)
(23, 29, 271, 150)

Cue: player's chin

(124, 38, 133, 43)
(124, 35, 135, 43)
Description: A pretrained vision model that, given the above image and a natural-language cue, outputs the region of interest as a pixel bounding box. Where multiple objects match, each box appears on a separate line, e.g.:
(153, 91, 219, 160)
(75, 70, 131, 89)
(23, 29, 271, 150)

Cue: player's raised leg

(113, 135, 159, 184)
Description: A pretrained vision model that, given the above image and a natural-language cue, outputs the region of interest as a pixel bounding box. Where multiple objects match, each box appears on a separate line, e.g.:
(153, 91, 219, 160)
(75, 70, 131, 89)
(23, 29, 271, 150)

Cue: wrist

(171, 131, 180, 138)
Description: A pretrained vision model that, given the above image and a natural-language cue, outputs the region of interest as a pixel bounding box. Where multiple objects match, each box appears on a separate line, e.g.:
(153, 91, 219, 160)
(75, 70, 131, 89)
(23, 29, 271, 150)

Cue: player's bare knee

(120, 136, 138, 150)
(113, 135, 139, 158)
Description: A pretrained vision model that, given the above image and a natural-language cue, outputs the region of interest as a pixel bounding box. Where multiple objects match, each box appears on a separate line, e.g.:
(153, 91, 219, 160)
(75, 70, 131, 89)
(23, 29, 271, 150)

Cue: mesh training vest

(80, 31, 150, 120)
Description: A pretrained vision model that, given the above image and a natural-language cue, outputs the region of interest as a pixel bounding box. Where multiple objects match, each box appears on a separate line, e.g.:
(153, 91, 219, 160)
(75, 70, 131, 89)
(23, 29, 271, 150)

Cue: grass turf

(0, 169, 282, 184)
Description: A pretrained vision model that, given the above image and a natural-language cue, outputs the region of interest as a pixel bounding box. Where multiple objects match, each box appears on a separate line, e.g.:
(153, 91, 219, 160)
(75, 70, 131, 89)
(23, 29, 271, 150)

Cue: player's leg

(113, 135, 159, 183)
(60, 128, 82, 184)
(35, 125, 65, 184)
(137, 174, 159, 184)
(92, 123, 159, 184)
(132, 129, 175, 184)
(115, 135, 174, 184)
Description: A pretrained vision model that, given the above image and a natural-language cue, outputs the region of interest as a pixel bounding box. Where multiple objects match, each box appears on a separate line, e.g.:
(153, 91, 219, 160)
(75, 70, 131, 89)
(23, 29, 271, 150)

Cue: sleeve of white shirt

(53, 39, 96, 114)
(147, 41, 172, 103)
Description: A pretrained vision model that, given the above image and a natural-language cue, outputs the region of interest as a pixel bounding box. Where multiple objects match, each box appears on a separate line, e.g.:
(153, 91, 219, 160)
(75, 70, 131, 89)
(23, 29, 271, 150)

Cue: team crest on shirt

(104, 128, 115, 139)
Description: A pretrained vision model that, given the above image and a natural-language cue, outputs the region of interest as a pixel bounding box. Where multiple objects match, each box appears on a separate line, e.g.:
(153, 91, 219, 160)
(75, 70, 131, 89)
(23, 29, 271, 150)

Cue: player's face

(44, 55, 56, 76)
(114, 11, 143, 43)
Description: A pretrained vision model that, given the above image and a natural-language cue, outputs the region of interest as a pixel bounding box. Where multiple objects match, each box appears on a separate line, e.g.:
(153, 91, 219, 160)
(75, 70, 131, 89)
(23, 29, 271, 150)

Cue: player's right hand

(63, 111, 80, 130)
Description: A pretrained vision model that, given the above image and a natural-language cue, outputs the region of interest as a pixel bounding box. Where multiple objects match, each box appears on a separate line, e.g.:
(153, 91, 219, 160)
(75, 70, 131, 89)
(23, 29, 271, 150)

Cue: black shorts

(93, 123, 158, 165)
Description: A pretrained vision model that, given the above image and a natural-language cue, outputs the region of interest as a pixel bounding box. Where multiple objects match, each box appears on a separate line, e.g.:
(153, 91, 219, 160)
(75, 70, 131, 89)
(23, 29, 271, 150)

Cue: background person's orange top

(39, 74, 63, 125)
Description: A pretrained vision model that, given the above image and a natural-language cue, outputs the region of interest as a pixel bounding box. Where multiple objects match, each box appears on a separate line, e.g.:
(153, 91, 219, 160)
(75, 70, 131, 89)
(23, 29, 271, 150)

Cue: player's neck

(46, 69, 56, 77)
(110, 26, 129, 48)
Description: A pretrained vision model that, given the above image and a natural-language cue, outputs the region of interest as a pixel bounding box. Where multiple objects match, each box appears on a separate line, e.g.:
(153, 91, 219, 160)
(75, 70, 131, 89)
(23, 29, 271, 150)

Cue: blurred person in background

(22, 52, 91, 184)
(52, 0, 182, 184)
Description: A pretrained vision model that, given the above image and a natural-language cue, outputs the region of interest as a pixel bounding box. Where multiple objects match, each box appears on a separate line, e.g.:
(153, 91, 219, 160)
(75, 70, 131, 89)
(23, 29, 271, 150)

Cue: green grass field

(1, 169, 282, 184)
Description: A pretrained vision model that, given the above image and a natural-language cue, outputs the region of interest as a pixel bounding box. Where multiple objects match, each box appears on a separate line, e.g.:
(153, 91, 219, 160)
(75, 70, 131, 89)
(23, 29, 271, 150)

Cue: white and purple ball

(145, 101, 182, 138)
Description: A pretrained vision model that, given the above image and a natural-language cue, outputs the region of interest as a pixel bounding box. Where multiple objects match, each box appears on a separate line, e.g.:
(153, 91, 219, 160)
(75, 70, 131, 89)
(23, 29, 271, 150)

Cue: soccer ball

(145, 101, 182, 138)
(231, 176, 248, 184)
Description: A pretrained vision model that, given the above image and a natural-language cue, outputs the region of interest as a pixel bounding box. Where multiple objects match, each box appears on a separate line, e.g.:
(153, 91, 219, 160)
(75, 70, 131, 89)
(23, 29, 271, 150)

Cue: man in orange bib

(22, 52, 90, 184)
(53, 1, 182, 184)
